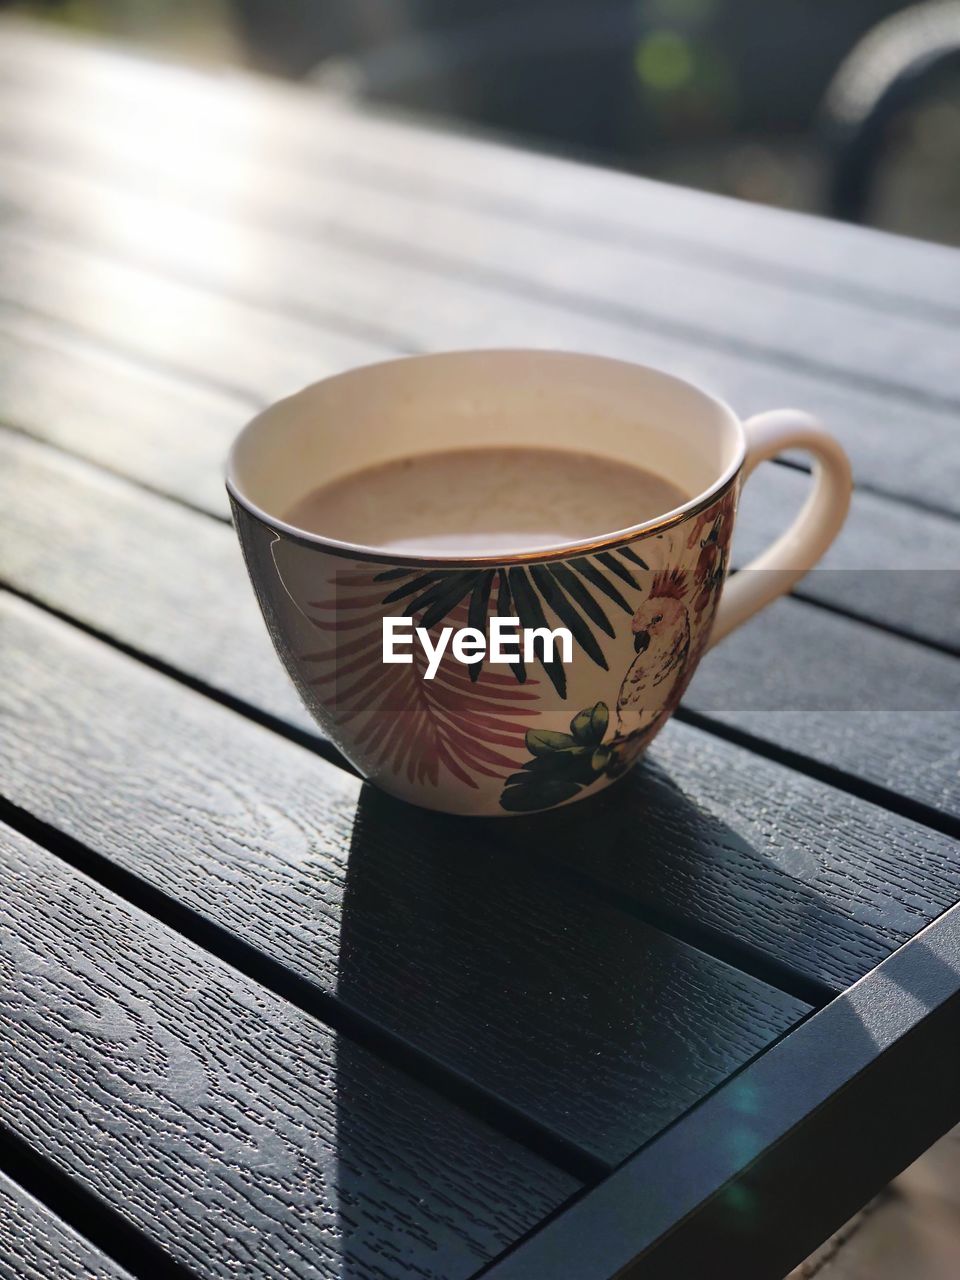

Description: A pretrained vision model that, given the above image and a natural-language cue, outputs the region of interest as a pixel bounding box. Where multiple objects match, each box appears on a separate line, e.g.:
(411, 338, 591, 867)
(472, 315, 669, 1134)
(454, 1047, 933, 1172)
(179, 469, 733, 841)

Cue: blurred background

(5, 0, 960, 245)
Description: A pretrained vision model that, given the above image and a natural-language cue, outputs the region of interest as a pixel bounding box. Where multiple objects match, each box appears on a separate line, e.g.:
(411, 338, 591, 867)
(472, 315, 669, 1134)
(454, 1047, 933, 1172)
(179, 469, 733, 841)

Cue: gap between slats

(0, 199, 954, 530)
(1, 414, 955, 824)
(0, 249, 957, 550)
(0, 1125, 196, 1280)
(0, 31, 950, 1275)
(0, 145, 957, 526)
(750, 591, 958, 662)
(324, 152, 960, 330)
(0, 580, 906, 1008)
(0, 51, 957, 330)
(0, 172, 953, 1016)
(0, 788, 614, 1187)
(0, 412, 955, 829)
(3, 562, 956, 847)
(0, 786, 817, 1274)
(2, 145, 958, 429)
(771, 456, 960, 530)
(0, 813, 809, 1280)
(314, 222, 960, 418)
(0, 142, 955, 524)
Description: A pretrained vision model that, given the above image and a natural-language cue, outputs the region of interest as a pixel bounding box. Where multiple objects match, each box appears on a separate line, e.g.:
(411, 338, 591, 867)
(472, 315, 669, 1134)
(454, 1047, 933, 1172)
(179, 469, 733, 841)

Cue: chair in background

(823, 0, 960, 225)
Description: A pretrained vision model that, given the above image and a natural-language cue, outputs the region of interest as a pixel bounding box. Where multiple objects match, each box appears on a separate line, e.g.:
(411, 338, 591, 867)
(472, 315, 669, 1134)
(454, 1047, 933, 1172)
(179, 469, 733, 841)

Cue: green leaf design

(590, 700, 609, 740)
(569, 708, 596, 745)
(570, 701, 608, 747)
(526, 729, 578, 755)
(516, 750, 593, 777)
(501, 701, 615, 811)
(500, 778, 582, 812)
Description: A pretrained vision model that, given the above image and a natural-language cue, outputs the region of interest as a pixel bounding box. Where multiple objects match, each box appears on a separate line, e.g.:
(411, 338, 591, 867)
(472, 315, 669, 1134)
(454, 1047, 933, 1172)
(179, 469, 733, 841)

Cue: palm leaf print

(301, 568, 541, 791)
(373, 543, 645, 697)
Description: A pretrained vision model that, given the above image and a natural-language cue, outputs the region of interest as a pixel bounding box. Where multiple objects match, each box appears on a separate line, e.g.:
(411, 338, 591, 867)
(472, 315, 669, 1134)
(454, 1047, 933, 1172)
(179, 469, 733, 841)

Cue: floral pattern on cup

(500, 487, 735, 810)
(300, 569, 542, 790)
(294, 486, 737, 811)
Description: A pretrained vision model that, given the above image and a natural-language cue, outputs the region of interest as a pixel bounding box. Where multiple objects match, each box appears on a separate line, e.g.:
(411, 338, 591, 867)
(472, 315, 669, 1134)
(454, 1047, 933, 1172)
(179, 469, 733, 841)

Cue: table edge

(478, 899, 960, 1280)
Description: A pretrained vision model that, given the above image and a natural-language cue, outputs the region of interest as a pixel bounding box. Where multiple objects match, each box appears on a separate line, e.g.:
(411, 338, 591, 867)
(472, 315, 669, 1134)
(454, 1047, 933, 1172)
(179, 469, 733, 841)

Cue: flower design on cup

(499, 495, 734, 813)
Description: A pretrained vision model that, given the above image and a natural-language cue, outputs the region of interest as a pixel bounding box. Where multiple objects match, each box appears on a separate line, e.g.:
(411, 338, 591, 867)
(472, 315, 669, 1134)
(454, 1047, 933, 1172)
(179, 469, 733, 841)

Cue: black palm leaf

(569, 556, 633, 612)
(496, 568, 527, 685)
(508, 566, 567, 697)
(544, 562, 615, 637)
(529, 564, 608, 670)
(374, 545, 646, 698)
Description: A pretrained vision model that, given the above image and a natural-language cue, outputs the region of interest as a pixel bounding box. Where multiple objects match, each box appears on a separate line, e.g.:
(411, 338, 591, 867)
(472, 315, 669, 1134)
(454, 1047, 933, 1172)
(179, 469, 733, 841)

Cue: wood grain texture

(1, 140, 958, 417)
(496, 732, 960, 995)
(732, 463, 960, 651)
(2, 579, 957, 999)
(0, 595, 808, 1165)
(0, 25, 955, 1278)
(0, 155, 958, 516)
(0, 310, 242, 516)
(686, 599, 960, 818)
(0, 1171, 133, 1280)
(484, 903, 960, 1280)
(0, 227, 397, 406)
(0, 821, 575, 1280)
(1, 428, 957, 821)
(0, 14, 958, 319)
(0, 429, 310, 731)
(5, 581, 954, 999)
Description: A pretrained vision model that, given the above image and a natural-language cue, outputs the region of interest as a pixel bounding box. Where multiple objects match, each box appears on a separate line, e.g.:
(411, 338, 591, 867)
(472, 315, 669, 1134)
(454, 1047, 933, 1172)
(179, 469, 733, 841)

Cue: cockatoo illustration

(616, 569, 691, 738)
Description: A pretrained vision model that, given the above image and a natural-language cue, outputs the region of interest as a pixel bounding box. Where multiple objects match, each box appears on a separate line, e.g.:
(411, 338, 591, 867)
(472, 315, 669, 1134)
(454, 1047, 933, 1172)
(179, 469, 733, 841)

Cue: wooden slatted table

(0, 18, 957, 1280)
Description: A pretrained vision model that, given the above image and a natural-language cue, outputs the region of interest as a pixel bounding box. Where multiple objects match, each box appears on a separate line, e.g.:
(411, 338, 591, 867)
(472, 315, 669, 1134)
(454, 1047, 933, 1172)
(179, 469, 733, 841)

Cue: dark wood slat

(0, 311, 243, 517)
(1, 158, 958, 516)
(0, 821, 575, 1280)
(0, 309, 957, 652)
(499, 733, 960, 995)
(2, 452, 958, 995)
(1, 136, 957, 417)
(687, 602, 960, 819)
(0, 594, 809, 1165)
(1, 16, 958, 318)
(732, 464, 960, 652)
(0, 228, 397, 406)
(484, 903, 960, 1280)
(1, 424, 957, 818)
(0, 428, 309, 732)
(0, 1170, 133, 1280)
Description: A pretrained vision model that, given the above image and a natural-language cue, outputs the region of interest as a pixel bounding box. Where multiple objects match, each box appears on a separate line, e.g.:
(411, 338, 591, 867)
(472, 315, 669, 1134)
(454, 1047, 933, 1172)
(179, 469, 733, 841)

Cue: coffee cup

(227, 350, 851, 816)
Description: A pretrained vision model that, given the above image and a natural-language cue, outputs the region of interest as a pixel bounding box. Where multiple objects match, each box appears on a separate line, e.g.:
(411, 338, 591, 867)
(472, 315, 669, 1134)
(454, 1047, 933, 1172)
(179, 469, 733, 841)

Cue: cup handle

(709, 409, 853, 648)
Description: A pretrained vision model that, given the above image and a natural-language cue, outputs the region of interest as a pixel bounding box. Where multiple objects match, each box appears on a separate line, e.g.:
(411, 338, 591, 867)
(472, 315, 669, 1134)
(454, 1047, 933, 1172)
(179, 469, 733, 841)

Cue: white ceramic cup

(228, 350, 852, 815)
